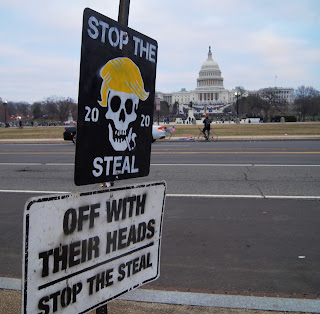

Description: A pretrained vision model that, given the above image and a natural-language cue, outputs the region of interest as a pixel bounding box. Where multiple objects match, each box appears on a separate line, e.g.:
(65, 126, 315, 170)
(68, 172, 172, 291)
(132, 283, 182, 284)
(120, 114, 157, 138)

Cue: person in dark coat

(202, 114, 212, 140)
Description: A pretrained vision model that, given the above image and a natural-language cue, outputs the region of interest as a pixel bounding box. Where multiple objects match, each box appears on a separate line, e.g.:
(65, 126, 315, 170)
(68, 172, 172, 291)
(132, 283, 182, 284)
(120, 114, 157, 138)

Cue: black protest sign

(22, 182, 166, 313)
(75, 8, 158, 186)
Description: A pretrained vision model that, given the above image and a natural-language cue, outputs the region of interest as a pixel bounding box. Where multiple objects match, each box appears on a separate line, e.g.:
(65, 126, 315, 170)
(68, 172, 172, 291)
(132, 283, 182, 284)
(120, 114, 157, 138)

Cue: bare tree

(43, 97, 59, 120)
(14, 102, 31, 118)
(309, 96, 320, 120)
(241, 95, 269, 117)
(294, 86, 320, 121)
(259, 88, 288, 119)
(57, 97, 75, 123)
(31, 102, 43, 119)
(71, 102, 78, 121)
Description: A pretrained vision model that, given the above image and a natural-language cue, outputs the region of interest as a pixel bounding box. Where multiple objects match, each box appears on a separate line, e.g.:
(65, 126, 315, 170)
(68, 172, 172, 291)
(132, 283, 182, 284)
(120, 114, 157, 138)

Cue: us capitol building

(155, 46, 294, 114)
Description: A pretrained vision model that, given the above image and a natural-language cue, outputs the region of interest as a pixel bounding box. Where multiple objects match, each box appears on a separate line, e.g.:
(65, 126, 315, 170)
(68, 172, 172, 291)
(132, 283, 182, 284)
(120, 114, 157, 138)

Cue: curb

(167, 135, 320, 141)
(0, 277, 320, 313)
(1, 278, 320, 313)
(0, 136, 319, 144)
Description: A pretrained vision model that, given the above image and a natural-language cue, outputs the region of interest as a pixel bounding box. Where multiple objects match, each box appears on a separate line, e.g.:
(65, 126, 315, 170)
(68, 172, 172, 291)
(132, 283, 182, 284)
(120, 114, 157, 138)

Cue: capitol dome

(197, 46, 224, 90)
(200, 46, 220, 70)
(195, 46, 227, 104)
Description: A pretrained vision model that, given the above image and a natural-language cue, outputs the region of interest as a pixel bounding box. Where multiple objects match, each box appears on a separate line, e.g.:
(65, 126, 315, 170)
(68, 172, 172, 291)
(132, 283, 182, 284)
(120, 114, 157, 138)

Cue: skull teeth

(116, 130, 126, 136)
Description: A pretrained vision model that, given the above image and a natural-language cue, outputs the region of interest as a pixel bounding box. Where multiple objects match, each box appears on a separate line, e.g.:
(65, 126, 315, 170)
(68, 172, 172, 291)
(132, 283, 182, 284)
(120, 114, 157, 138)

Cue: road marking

(0, 189, 69, 194)
(151, 151, 320, 154)
(151, 163, 320, 167)
(0, 152, 73, 155)
(168, 194, 320, 200)
(153, 144, 190, 147)
(1, 277, 319, 313)
(0, 151, 320, 155)
(0, 163, 74, 166)
(0, 189, 319, 200)
(0, 162, 320, 167)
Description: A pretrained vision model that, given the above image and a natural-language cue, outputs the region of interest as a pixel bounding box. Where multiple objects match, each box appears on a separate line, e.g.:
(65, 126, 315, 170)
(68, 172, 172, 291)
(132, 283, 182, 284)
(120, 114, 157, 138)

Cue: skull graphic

(98, 57, 149, 152)
(105, 89, 139, 151)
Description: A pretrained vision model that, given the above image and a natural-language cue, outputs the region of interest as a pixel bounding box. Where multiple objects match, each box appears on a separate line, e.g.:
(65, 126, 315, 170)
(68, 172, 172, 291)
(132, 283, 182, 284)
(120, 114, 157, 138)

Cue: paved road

(0, 140, 320, 297)
(0, 140, 319, 196)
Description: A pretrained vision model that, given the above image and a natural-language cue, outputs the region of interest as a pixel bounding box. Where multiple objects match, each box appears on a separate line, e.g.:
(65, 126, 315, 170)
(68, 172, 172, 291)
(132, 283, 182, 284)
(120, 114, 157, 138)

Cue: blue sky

(0, 0, 319, 103)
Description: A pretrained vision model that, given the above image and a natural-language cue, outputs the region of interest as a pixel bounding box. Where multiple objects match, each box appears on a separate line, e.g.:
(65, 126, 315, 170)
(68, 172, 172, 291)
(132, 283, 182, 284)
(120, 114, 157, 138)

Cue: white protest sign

(22, 181, 166, 314)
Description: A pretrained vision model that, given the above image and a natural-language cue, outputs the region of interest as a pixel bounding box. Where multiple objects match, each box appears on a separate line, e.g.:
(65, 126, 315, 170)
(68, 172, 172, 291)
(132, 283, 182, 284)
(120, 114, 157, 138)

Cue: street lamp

(234, 91, 240, 117)
(3, 100, 8, 127)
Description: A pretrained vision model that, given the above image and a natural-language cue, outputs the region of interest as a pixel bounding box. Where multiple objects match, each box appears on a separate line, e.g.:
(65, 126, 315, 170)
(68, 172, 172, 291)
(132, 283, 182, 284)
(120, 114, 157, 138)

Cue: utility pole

(118, 0, 130, 25)
(96, 3, 131, 313)
(2, 100, 8, 127)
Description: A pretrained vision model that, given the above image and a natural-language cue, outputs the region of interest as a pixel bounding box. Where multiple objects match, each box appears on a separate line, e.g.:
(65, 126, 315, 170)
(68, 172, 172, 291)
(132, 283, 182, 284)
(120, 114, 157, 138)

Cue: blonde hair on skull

(98, 57, 149, 107)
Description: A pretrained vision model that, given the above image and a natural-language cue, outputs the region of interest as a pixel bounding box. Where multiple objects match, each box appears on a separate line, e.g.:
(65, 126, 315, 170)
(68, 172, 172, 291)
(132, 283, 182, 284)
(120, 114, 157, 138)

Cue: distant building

(172, 88, 190, 106)
(258, 87, 294, 104)
(156, 46, 295, 114)
(155, 91, 172, 106)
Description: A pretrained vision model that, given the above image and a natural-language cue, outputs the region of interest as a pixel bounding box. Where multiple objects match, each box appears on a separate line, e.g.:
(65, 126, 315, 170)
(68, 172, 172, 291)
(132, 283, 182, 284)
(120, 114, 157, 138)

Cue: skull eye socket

(125, 99, 133, 114)
(110, 96, 121, 112)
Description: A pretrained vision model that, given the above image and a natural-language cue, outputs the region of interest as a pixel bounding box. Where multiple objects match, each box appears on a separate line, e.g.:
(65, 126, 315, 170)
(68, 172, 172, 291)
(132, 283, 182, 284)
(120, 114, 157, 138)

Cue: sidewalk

(1, 288, 316, 314)
(0, 134, 319, 144)
(0, 138, 65, 143)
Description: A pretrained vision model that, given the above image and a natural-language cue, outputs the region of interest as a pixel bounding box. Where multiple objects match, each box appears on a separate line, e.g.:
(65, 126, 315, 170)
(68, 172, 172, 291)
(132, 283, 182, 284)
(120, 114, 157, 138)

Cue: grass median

(170, 122, 320, 138)
(0, 126, 64, 139)
(0, 122, 319, 140)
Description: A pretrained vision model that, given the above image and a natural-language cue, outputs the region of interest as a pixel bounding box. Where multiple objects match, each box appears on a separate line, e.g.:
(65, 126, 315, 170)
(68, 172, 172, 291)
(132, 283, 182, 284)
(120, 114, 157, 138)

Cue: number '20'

(85, 106, 99, 122)
(140, 114, 150, 127)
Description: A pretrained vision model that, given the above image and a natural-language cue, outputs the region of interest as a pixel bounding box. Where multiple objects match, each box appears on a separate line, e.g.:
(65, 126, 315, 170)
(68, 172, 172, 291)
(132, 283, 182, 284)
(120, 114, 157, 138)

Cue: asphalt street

(0, 140, 320, 299)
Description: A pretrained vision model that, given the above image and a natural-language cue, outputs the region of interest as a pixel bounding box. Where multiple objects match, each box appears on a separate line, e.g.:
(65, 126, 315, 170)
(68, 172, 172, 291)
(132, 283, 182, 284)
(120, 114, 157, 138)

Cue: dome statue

(201, 46, 220, 70)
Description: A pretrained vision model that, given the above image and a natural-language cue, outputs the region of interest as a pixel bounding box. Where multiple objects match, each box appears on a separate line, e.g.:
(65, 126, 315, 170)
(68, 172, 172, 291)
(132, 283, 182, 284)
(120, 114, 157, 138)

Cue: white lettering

(131, 156, 139, 173)
(86, 16, 128, 50)
(92, 156, 139, 177)
(139, 40, 149, 60)
(132, 36, 140, 56)
(108, 27, 120, 47)
(120, 30, 129, 49)
(92, 157, 103, 177)
(122, 156, 130, 173)
(87, 16, 99, 39)
(113, 156, 122, 175)
(132, 36, 156, 63)
(99, 21, 109, 43)
(149, 44, 156, 62)
(86, 16, 155, 58)
(103, 156, 113, 175)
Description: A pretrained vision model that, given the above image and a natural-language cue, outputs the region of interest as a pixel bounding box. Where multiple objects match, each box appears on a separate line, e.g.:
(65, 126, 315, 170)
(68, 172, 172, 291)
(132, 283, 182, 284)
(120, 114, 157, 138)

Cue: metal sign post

(95, 4, 131, 311)
(118, 0, 130, 25)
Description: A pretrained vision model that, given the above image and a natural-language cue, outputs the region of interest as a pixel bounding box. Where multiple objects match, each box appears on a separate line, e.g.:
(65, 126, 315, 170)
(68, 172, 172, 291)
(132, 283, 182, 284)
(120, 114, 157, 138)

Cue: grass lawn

(171, 122, 320, 137)
(0, 126, 65, 139)
(0, 123, 319, 139)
